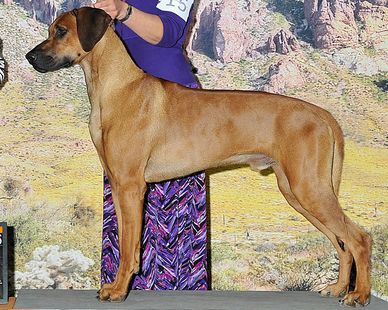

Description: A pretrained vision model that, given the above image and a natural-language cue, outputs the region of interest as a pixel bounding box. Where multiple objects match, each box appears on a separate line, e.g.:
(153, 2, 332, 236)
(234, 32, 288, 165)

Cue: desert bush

(370, 224, 388, 296)
(2, 176, 22, 198)
(275, 256, 329, 291)
(211, 242, 239, 262)
(245, 235, 339, 291)
(70, 201, 96, 226)
(212, 267, 243, 290)
(211, 242, 249, 290)
(281, 274, 314, 291)
(8, 209, 47, 262)
(272, 238, 337, 291)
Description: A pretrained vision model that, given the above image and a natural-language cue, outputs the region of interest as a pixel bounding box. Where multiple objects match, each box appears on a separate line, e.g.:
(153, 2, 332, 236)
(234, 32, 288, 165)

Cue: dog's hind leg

(98, 178, 146, 302)
(292, 185, 371, 306)
(272, 164, 353, 297)
(267, 121, 371, 306)
(278, 157, 371, 307)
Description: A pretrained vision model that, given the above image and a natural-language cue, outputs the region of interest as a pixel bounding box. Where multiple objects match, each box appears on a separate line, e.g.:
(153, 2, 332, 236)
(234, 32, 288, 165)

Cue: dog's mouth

(30, 58, 73, 73)
(26, 50, 74, 73)
(34, 60, 73, 73)
(32, 65, 49, 73)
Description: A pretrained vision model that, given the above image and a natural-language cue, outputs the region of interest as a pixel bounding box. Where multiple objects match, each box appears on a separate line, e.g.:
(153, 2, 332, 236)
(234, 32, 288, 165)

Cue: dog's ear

(73, 7, 112, 52)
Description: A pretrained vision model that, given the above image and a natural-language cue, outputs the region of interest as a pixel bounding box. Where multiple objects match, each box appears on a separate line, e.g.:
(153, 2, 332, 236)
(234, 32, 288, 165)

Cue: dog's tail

(330, 119, 345, 196)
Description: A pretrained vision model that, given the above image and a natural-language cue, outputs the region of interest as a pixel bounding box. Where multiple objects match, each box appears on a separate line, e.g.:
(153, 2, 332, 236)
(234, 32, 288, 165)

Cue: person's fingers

(94, 0, 119, 18)
(94, 0, 110, 10)
(94, 5, 110, 16)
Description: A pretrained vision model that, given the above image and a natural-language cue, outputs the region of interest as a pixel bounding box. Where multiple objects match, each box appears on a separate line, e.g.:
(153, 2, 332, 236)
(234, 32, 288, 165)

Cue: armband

(118, 4, 133, 23)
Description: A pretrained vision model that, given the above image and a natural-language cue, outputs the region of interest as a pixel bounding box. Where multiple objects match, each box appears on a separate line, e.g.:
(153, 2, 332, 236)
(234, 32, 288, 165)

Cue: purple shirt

(115, 0, 196, 86)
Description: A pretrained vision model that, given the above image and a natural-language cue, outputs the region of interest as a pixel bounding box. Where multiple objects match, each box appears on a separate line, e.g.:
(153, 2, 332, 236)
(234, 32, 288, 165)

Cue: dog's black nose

(25, 50, 37, 64)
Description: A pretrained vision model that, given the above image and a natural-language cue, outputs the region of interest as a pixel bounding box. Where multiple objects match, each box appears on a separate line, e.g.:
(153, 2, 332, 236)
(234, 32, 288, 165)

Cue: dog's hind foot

(340, 291, 371, 307)
(320, 282, 348, 297)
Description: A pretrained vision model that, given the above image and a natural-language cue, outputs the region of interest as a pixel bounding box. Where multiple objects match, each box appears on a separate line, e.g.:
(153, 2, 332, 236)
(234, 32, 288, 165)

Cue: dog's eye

(55, 26, 68, 39)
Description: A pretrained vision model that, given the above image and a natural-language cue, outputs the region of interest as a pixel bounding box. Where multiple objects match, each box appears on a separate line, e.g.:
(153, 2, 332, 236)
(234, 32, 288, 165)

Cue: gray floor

(14, 289, 387, 310)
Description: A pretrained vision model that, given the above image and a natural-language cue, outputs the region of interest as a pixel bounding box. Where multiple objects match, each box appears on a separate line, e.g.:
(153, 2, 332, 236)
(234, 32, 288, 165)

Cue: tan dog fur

(26, 8, 372, 307)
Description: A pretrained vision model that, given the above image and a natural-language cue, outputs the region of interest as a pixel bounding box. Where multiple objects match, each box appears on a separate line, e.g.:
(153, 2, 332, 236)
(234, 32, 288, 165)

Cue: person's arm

(94, 0, 163, 45)
(93, 0, 194, 47)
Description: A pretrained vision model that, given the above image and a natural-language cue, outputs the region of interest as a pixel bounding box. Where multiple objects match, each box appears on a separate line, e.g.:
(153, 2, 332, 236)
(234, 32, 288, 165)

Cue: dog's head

(26, 7, 111, 73)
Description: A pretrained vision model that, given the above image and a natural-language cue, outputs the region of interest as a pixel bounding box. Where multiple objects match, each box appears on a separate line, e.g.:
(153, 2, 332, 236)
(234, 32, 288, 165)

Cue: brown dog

(26, 7, 371, 307)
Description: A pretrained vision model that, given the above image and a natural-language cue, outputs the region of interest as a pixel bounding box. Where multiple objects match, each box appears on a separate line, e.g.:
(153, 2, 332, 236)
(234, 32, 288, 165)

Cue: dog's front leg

(99, 179, 146, 302)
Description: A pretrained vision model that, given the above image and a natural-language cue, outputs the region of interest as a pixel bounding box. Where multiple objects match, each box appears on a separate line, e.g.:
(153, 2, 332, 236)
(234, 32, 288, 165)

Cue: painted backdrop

(0, 0, 387, 298)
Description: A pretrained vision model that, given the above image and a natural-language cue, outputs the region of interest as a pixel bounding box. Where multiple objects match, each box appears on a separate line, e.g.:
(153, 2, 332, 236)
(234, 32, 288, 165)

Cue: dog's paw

(340, 291, 370, 307)
(98, 285, 128, 302)
(320, 283, 347, 297)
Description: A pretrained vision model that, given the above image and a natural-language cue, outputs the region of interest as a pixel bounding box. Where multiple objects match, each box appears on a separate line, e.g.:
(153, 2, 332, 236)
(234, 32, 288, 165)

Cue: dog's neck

(79, 27, 145, 104)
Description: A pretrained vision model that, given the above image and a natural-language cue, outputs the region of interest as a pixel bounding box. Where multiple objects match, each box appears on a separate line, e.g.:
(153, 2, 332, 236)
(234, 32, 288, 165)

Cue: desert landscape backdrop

(0, 0, 387, 297)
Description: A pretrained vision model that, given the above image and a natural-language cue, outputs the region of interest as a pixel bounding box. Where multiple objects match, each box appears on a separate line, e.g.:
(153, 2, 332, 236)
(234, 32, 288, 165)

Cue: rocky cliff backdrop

(0, 0, 387, 297)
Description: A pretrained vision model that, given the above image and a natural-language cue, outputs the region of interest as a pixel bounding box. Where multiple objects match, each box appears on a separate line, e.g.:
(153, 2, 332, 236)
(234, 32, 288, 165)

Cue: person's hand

(92, 0, 127, 20)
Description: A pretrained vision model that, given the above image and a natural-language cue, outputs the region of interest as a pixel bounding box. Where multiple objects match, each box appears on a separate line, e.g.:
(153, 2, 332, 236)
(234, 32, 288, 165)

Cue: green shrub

(8, 210, 46, 266)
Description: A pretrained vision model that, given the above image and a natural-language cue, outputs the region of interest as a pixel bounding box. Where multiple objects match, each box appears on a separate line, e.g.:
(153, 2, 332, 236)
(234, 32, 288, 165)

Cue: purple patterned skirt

(101, 82, 208, 290)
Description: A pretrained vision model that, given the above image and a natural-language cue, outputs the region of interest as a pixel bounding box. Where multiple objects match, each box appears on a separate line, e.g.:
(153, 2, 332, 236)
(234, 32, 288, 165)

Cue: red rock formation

(191, 0, 266, 63)
(368, 0, 388, 6)
(304, 0, 359, 49)
(191, 1, 223, 61)
(2, 0, 57, 24)
(263, 59, 305, 94)
(65, 0, 91, 12)
(266, 29, 300, 54)
(355, 1, 388, 48)
(2, 0, 91, 24)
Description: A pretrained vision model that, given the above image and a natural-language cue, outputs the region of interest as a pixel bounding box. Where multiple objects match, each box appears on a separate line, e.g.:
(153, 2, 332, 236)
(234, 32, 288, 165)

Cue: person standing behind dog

(93, 0, 208, 290)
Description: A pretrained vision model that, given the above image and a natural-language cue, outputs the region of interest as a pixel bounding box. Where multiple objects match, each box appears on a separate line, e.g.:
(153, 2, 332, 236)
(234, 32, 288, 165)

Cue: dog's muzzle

(26, 48, 73, 73)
